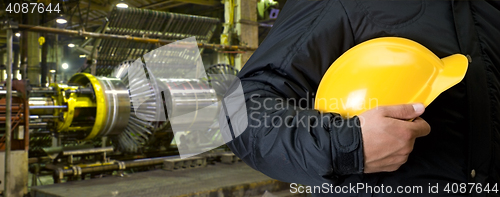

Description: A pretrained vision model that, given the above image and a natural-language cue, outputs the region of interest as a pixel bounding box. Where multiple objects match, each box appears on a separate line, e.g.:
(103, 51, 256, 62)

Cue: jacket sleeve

(225, 0, 363, 186)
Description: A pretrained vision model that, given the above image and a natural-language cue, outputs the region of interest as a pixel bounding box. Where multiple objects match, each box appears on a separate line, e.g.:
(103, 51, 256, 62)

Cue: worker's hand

(358, 104, 430, 173)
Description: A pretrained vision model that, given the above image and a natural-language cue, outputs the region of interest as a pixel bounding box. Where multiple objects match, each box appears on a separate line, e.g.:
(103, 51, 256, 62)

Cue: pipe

(20, 30, 28, 81)
(29, 122, 48, 128)
(29, 105, 67, 109)
(62, 147, 114, 156)
(56, 156, 176, 176)
(28, 157, 50, 164)
(12, 44, 19, 80)
(41, 30, 48, 86)
(17, 24, 257, 51)
(55, 35, 59, 82)
(0, 116, 20, 121)
(0, 90, 19, 96)
(23, 89, 29, 150)
(81, 37, 94, 48)
(29, 115, 58, 119)
(30, 90, 56, 94)
(4, 24, 13, 197)
(0, 105, 21, 111)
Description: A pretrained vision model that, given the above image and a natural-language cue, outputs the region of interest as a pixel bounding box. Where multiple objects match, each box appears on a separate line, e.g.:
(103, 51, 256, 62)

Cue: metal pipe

(62, 147, 114, 156)
(0, 105, 21, 111)
(74, 46, 91, 55)
(29, 122, 48, 128)
(0, 117, 20, 121)
(29, 115, 58, 119)
(0, 90, 18, 96)
(55, 34, 59, 82)
(57, 156, 175, 176)
(28, 156, 51, 164)
(30, 87, 52, 90)
(12, 44, 19, 81)
(29, 105, 67, 109)
(23, 88, 29, 151)
(4, 24, 13, 197)
(30, 90, 56, 94)
(41, 32, 48, 86)
(17, 24, 257, 51)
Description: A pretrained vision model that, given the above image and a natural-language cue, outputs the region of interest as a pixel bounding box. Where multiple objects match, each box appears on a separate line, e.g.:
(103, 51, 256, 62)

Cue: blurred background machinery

(0, 0, 287, 196)
(86, 7, 220, 76)
(0, 62, 238, 195)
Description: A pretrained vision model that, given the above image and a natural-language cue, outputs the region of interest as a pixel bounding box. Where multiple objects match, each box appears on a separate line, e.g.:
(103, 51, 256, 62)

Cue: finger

(409, 117, 431, 138)
(383, 117, 430, 140)
(378, 103, 425, 120)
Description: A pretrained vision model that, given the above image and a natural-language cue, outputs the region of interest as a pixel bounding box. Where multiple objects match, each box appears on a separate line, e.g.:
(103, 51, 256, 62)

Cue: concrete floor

(30, 162, 304, 197)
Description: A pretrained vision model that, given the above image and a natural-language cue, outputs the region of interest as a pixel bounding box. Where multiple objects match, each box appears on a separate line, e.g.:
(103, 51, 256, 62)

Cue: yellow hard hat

(314, 37, 468, 118)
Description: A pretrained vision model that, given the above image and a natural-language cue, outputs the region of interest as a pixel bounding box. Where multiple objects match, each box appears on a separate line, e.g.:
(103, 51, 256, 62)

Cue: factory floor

(30, 162, 305, 197)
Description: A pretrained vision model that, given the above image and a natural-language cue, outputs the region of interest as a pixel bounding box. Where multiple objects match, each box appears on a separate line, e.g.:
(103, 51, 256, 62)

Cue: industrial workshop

(2, 0, 500, 197)
(0, 0, 292, 196)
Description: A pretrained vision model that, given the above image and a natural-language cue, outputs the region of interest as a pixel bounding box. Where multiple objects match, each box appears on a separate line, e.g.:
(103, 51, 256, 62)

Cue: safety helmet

(314, 37, 468, 118)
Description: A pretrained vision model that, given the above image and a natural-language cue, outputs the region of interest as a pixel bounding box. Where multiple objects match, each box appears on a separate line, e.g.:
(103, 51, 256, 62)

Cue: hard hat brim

(424, 54, 469, 106)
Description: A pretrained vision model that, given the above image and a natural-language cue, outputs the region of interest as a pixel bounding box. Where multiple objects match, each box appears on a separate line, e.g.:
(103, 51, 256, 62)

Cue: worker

(225, 0, 500, 196)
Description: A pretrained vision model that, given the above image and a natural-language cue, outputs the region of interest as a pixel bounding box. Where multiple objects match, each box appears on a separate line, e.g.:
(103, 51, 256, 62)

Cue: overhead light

(49, 70, 56, 73)
(56, 18, 67, 24)
(15, 33, 21, 37)
(116, 2, 128, 8)
(79, 55, 87, 58)
(62, 63, 69, 69)
(68, 43, 75, 47)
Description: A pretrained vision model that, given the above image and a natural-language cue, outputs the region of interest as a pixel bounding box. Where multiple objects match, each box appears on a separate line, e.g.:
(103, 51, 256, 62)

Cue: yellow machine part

(49, 73, 107, 140)
(67, 73, 107, 140)
(49, 83, 78, 131)
(314, 37, 469, 118)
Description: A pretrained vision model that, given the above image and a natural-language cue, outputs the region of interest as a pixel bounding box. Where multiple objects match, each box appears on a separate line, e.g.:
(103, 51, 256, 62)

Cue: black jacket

(226, 0, 500, 196)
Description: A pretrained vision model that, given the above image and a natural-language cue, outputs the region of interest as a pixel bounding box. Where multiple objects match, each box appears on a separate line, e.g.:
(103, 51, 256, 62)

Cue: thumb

(379, 103, 425, 120)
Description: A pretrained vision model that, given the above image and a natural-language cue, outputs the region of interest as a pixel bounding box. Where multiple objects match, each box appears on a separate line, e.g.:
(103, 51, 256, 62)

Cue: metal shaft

(29, 115, 58, 119)
(57, 156, 174, 176)
(4, 25, 13, 197)
(29, 105, 68, 109)
(30, 90, 55, 94)
(0, 90, 18, 95)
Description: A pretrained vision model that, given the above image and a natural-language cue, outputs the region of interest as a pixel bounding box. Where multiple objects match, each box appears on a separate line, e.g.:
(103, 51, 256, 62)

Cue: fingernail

(413, 103, 425, 113)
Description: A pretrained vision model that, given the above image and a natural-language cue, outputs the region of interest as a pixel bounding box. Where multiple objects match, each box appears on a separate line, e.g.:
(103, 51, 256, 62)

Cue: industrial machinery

(0, 6, 249, 195)
(25, 62, 237, 145)
(81, 7, 220, 76)
(25, 6, 229, 156)
(29, 73, 130, 141)
(0, 62, 238, 187)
